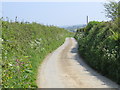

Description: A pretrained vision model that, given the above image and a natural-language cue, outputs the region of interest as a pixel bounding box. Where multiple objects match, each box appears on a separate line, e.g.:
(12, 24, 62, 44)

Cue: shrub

(85, 21, 101, 34)
(75, 21, 120, 84)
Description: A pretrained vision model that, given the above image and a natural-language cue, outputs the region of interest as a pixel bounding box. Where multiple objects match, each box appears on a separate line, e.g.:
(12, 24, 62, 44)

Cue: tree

(118, 1, 120, 27)
(104, 1, 118, 21)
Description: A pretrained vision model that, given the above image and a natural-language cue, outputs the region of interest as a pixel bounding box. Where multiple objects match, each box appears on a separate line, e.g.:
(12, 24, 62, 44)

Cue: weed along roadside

(2, 20, 73, 88)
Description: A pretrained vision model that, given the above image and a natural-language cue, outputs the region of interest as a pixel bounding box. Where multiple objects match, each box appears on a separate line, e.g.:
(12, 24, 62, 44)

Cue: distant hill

(60, 24, 86, 32)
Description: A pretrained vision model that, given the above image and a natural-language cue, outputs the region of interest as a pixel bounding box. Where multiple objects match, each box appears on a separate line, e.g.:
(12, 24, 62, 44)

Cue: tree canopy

(104, 1, 118, 20)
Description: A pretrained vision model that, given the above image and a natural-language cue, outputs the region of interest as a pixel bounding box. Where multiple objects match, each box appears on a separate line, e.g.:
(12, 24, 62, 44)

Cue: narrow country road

(37, 37, 119, 88)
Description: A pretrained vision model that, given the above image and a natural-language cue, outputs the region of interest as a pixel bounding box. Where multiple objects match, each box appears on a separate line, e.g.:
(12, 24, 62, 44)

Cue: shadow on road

(70, 42, 120, 88)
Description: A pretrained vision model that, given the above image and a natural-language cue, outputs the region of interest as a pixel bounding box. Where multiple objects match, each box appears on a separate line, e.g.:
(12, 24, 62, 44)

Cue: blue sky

(2, 2, 110, 26)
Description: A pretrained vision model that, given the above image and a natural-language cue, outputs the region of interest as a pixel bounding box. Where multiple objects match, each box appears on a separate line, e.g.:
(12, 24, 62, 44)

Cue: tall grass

(2, 20, 72, 88)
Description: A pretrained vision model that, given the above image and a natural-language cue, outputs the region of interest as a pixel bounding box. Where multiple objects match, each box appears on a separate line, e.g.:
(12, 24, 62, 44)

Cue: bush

(75, 21, 120, 84)
(85, 21, 101, 34)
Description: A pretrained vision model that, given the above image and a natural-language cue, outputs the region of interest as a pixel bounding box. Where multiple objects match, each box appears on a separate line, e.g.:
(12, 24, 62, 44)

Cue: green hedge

(75, 21, 120, 84)
(85, 21, 101, 34)
(2, 21, 72, 88)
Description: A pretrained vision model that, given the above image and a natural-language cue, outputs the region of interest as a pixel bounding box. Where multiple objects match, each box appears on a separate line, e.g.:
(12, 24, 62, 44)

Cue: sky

(2, 1, 114, 26)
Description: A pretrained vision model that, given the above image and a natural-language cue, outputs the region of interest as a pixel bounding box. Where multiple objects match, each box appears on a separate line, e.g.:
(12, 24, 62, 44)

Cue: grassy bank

(2, 20, 72, 88)
(75, 21, 120, 84)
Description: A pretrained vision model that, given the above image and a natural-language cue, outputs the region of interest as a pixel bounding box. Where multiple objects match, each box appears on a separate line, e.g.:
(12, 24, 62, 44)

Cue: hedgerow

(75, 21, 120, 84)
(2, 20, 72, 88)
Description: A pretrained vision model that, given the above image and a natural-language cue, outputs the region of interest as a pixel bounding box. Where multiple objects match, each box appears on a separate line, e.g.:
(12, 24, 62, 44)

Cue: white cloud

(1, 0, 119, 2)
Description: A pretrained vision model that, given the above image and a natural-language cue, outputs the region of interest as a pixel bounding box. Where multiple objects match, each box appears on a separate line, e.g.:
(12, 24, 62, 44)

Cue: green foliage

(104, 1, 118, 20)
(85, 21, 100, 34)
(118, 1, 120, 27)
(2, 20, 72, 88)
(75, 21, 120, 84)
(0, 19, 2, 89)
